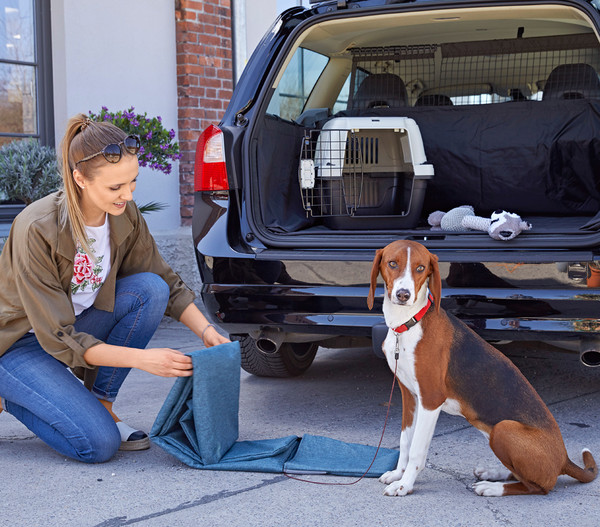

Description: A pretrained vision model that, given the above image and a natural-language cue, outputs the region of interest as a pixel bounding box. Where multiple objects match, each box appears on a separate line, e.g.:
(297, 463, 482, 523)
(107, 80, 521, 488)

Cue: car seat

(542, 63, 600, 100)
(350, 73, 408, 109)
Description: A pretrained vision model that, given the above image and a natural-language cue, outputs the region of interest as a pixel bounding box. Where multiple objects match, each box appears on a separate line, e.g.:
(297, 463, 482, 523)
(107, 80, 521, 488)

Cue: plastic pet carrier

(298, 117, 434, 229)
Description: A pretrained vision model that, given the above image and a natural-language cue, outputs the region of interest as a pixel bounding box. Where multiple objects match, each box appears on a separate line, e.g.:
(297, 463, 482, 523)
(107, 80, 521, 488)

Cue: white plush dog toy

(464, 209, 532, 240)
(428, 207, 532, 241)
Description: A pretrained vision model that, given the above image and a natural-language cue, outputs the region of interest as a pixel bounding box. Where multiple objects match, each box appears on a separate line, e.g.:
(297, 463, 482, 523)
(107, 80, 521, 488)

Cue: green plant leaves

(88, 107, 181, 175)
(0, 139, 61, 205)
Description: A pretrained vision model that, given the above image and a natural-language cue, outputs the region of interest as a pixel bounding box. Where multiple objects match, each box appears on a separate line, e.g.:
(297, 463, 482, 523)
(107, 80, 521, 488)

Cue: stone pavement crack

(486, 503, 513, 526)
(92, 475, 288, 526)
(426, 462, 473, 490)
(433, 424, 471, 437)
(546, 389, 600, 408)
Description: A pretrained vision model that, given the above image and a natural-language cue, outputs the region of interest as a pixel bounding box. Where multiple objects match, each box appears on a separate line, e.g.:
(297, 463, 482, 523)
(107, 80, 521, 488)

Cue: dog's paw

(473, 480, 505, 497)
(379, 469, 405, 484)
(383, 480, 414, 497)
(473, 466, 513, 481)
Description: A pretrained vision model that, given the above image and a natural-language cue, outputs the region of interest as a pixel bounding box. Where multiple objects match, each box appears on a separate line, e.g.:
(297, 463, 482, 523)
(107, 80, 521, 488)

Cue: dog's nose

(499, 231, 512, 239)
(396, 289, 411, 303)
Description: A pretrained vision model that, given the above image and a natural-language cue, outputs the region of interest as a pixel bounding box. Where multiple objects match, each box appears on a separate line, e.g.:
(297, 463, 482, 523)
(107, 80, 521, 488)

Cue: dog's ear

(367, 248, 383, 310)
(428, 252, 442, 313)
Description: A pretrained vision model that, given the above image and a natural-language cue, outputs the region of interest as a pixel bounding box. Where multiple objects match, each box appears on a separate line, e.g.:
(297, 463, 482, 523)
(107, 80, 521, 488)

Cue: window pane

(0, 63, 37, 134)
(332, 73, 350, 114)
(0, 0, 34, 62)
(267, 47, 329, 121)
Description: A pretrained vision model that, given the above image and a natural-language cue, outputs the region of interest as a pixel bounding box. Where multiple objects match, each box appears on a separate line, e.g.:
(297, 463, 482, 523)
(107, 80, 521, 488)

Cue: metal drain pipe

(580, 337, 600, 367)
(255, 330, 285, 355)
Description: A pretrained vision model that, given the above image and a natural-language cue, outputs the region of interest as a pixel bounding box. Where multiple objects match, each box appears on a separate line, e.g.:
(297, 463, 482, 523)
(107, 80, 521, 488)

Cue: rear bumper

(201, 280, 600, 341)
(193, 194, 600, 346)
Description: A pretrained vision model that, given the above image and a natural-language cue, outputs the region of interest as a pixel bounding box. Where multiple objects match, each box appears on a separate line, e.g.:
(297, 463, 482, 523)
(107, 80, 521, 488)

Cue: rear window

(267, 47, 329, 120)
(347, 34, 600, 107)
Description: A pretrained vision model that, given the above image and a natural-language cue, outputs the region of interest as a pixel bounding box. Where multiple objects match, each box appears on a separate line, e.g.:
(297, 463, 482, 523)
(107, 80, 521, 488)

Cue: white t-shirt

(71, 215, 112, 316)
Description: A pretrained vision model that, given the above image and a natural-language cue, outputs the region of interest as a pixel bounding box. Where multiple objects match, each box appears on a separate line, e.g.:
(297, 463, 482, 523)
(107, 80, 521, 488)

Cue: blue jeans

(0, 273, 169, 463)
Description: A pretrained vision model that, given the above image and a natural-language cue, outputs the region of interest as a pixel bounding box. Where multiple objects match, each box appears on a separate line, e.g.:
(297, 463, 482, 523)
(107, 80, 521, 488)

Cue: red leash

(283, 359, 399, 486)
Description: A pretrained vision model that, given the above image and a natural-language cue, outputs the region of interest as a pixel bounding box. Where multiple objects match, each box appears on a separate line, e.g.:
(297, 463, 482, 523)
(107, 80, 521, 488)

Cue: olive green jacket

(0, 191, 195, 373)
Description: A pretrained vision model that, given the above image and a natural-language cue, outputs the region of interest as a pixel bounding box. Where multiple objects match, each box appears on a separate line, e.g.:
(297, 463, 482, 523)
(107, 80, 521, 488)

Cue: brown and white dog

(368, 240, 597, 496)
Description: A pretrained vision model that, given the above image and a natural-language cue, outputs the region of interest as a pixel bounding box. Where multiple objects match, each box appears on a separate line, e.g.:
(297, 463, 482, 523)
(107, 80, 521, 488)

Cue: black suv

(193, 0, 600, 376)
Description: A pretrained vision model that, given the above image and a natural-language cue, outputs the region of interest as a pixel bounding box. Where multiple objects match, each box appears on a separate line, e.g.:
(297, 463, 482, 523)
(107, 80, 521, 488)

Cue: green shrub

(0, 139, 61, 205)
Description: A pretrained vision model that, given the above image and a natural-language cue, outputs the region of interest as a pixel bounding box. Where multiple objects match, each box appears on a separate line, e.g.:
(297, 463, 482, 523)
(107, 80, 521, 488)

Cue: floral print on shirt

(71, 239, 104, 294)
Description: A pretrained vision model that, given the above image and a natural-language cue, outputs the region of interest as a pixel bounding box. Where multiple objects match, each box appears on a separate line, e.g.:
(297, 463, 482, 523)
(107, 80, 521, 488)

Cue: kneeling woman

(0, 114, 228, 462)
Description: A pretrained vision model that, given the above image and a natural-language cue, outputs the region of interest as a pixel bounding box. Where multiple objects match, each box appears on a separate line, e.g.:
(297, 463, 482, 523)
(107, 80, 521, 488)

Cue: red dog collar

(392, 292, 434, 334)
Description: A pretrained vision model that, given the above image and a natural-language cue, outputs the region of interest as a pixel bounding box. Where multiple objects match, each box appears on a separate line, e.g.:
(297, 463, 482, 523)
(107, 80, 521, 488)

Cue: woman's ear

(73, 169, 86, 190)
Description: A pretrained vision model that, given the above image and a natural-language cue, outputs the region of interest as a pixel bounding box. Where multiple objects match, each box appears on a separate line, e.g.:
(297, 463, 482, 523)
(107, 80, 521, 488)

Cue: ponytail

(59, 114, 89, 256)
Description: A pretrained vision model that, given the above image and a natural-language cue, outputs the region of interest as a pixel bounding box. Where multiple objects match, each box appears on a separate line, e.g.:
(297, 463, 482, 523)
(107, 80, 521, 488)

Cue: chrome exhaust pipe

(579, 338, 600, 367)
(255, 330, 285, 355)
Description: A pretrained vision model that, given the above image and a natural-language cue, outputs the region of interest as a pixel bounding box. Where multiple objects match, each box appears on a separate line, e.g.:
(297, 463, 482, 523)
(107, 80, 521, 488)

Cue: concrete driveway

(2, 316, 600, 527)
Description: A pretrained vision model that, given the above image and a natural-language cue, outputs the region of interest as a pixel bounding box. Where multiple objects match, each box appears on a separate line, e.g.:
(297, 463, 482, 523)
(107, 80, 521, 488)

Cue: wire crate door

(299, 129, 364, 217)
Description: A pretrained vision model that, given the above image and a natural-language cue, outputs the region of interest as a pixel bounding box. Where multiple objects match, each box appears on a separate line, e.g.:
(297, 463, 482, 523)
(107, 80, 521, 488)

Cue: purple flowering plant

(88, 106, 181, 175)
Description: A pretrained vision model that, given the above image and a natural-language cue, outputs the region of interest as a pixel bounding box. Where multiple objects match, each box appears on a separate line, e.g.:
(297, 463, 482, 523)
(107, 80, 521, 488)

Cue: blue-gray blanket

(150, 342, 399, 477)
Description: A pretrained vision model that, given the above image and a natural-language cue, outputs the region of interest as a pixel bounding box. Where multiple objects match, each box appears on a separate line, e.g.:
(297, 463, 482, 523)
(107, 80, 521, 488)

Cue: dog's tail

(563, 449, 598, 483)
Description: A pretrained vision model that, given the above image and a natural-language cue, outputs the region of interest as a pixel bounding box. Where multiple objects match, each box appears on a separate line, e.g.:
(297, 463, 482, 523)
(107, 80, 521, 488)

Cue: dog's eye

(388, 261, 398, 269)
(416, 265, 425, 272)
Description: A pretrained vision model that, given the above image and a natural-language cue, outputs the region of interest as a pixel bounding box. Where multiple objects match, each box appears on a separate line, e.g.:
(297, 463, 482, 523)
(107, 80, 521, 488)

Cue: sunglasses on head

(75, 135, 141, 166)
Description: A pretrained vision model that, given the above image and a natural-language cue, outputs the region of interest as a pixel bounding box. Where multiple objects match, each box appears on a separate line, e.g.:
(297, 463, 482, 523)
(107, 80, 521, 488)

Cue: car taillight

(194, 125, 228, 191)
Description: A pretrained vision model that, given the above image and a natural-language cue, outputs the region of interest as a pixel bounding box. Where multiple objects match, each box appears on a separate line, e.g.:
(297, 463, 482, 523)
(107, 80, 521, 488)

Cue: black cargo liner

(252, 99, 600, 242)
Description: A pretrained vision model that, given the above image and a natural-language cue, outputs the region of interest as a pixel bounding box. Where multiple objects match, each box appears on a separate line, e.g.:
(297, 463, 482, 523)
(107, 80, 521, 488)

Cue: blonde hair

(59, 113, 131, 256)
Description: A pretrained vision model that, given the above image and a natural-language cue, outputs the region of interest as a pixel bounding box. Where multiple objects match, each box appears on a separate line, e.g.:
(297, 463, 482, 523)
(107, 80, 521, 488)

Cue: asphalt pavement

(2, 313, 600, 527)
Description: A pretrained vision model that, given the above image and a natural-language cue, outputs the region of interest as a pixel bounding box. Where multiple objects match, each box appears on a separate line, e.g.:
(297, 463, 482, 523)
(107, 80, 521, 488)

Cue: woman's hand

(201, 325, 230, 347)
(179, 303, 231, 348)
(137, 348, 193, 377)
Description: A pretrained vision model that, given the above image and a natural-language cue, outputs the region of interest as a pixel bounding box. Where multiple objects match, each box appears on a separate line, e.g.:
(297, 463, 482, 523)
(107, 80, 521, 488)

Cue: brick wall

(175, 0, 233, 224)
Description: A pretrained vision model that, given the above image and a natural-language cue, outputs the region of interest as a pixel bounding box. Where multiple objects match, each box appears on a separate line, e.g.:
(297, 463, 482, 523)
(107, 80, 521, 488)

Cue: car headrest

(350, 73, 408, 109)
(543, 63, 600, 100)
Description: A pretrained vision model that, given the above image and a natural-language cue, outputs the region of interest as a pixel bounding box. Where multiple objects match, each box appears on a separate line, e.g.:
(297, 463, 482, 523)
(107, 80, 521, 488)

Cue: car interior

(251, 4, 600, 248)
